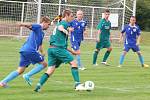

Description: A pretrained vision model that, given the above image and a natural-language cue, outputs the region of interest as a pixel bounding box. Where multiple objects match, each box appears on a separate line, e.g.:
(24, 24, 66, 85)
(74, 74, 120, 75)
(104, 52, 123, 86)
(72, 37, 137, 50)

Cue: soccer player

(118, 16, 149, 68)
(70, 10, 87, 70)
(93, 9, 112, 66)
(34, 9, 87, 92)
(0, 16, 50, 87)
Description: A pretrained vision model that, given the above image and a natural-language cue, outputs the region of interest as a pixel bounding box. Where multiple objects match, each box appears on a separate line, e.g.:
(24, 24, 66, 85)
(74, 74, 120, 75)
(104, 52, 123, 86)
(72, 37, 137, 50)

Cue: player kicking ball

(0, 16, 50, 87)
(34, 9, 87, 92)
(93, 9, 112, 66)
(118, 16, 149, 68)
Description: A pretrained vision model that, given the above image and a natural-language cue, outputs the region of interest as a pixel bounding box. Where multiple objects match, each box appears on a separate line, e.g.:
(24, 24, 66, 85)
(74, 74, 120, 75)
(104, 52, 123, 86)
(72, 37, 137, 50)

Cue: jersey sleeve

(31, 24, 42, 32)
(69, 20, 78, 29)
(97, 19, 103, 30)
(60, 21, 69, 30)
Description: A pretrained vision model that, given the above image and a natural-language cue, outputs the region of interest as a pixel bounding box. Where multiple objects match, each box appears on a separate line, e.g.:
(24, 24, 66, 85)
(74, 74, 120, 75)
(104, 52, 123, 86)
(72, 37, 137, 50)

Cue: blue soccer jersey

(70, 19, 87, 50)
(20, 24, 45, 52)
(121, 24, 141, 46)
(70, 19, 87, 42)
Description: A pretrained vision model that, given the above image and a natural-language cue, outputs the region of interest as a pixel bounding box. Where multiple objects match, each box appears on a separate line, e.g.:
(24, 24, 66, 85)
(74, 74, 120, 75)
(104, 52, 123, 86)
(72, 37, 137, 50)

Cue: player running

(34, 9, 87, 92)
(0, 16, 50, 87)
(118, 16, 149, 68)
(93, 9, 112, 66)
(70, 10, 87, 70)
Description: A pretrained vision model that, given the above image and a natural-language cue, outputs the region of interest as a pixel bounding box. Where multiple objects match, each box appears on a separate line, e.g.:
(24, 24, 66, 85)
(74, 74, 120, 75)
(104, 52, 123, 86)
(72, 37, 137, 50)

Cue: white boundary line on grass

(50, 79, 136, 92)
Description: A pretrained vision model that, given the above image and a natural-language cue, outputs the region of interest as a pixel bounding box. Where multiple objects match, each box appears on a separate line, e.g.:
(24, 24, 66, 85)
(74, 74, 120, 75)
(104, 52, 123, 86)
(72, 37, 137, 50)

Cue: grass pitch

(0, 32, 150, 100)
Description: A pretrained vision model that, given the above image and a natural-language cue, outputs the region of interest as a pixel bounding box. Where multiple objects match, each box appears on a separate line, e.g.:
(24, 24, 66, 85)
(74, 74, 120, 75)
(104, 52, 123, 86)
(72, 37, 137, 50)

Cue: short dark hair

(104, 9, 110, 13)
(62, 9, 73, 18)
(40, 16, 50, 23)
(130, 16, 136, 19)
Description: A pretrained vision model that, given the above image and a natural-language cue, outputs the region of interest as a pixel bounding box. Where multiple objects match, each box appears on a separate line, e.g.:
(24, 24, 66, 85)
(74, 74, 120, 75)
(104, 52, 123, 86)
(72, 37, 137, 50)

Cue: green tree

(136, 0, 150, 31)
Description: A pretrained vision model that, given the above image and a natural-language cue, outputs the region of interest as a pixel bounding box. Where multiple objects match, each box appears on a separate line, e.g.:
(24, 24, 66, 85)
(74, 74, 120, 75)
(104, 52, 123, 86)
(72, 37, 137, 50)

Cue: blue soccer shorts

(19, 51, 44, 67)
(124, 44, 140, 52)
(71, 40, 81, 51)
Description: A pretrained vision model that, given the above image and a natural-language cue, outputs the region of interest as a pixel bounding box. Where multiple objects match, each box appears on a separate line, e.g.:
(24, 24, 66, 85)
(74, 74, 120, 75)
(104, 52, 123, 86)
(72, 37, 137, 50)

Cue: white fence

(0, 0, 134, 39)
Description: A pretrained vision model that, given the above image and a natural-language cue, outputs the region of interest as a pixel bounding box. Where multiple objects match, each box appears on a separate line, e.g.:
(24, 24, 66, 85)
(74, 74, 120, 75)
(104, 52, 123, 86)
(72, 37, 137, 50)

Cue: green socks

(38, 73, 49, 86)
(103, 51, 111, 62)
(93, 51, 99, 64)
(71, 67, 80, 86)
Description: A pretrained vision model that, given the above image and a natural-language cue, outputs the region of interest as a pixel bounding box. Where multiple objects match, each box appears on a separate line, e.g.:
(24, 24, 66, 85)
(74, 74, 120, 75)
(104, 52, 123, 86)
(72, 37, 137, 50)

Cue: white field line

(50, 79, 138, 92)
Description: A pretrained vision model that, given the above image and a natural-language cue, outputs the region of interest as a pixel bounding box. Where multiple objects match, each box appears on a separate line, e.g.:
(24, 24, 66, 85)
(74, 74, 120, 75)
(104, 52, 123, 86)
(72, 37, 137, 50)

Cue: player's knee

(122, 51, 127, 56)
(95, 49, 99, 53)
(43, 62, 48, 68)
(108, 47, 112, 52)
(70, 60, 77, 67)
(40, 61, 47, 68)
(137, 51, 141, 56)
(46, 66, 55, 75)
(17, 70, 24, 75)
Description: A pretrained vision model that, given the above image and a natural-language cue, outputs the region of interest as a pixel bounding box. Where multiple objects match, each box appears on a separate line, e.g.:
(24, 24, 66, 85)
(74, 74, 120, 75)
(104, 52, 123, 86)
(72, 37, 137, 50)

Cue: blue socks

(1, 71, 19, 83)
(25, 64, 45, 77)
(119, 54, 125, 65)
(138, 55, 144, 65)
(76, 55, 82, 67)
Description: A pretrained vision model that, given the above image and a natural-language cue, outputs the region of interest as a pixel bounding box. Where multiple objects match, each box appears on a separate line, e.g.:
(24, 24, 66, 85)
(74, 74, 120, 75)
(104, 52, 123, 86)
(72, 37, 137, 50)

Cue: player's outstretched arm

(18, 23, 32, 29)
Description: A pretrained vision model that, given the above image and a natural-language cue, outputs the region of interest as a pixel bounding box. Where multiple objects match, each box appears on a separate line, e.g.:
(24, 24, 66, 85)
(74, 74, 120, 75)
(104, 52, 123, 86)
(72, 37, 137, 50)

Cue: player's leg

(71, 40, 85, 70)
(0, 52, 30, 87)
(69, 61, 86, 91)
(23, 52, 47, 86)
(134, 47, 149, 68)
(0, 67, 26, 87)
(34, 47, 59, 92)
(102, 47, 112, 66)
(118, 45, 129, 67)
(93, 41, 102, 65)
(76, 49, 86, 70)
(34, 65, 56, 92)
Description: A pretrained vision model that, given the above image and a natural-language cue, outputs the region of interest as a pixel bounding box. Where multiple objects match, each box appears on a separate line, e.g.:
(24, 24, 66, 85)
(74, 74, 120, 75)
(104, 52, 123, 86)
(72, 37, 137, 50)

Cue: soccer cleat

(142, 64, 149, 68)
(34, 83, 41, 92)
(75, 83, 86, 91)
(23, 74, 32, 86)
(79, 67, 87, 70)
(117, 65, 122, 68)
(101, 62, 110, 66)
(0, 82, 9, 88)
(93, 63, 98, 67)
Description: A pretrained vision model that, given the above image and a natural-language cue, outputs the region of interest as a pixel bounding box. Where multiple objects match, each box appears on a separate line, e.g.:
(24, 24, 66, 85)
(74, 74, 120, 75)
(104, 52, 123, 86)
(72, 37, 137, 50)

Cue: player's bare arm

(96, 29, 101, 42)
(119, 32, 124, 43)
(19, 23, 32, 30)
(136, 35, 141, 46)
(58, 25, 69, 35)
(67, 48, 80, 55)
(38, 45, 45, 56)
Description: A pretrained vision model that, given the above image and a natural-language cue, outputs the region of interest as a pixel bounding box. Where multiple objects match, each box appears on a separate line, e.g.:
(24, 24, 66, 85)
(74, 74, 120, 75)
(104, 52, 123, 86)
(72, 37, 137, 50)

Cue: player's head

(104, 9, 110, 20)
(130, 16, 136, 25)
(62, 9, 74, 22)
(76, 10, 83, 20)
(40, 16, 50, 30)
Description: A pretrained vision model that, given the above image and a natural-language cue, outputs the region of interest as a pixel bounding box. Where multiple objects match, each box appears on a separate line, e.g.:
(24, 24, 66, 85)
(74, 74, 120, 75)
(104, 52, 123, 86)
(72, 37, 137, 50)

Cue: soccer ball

(84, 81, 95, 91)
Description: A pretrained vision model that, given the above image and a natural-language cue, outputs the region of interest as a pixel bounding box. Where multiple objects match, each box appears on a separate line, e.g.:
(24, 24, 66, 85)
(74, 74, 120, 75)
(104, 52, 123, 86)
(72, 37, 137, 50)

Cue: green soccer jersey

(50, 20, 69, 48)
(97, 18, 111, 41)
